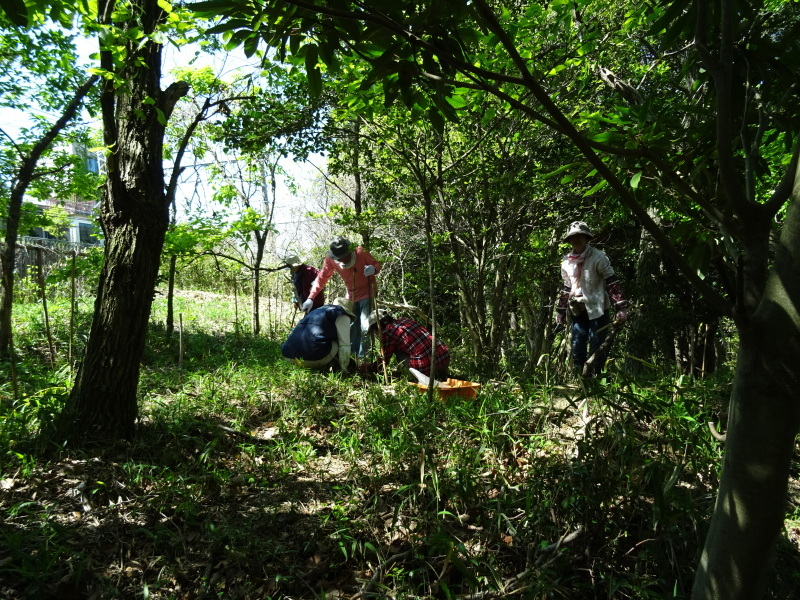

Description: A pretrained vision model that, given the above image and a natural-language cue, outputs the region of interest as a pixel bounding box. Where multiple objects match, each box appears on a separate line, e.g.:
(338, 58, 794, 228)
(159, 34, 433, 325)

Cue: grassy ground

(1, 291, 798, 599)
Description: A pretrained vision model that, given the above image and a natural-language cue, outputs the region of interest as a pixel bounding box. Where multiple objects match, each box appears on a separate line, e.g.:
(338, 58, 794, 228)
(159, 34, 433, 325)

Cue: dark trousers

(570, 311, 610, 375)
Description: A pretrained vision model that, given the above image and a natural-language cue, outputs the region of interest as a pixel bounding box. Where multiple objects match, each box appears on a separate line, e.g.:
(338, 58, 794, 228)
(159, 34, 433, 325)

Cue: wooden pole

(36, 248, 55, 371)
(371, 275, 390, 384)
(69, 251, 76, 371)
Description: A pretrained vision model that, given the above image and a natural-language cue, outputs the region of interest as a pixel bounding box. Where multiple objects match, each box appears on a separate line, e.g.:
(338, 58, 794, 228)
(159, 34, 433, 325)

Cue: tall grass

(1, 291, 798, 599)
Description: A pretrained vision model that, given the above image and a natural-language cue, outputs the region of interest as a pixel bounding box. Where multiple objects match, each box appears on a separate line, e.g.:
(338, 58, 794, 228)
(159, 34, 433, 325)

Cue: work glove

(301, 298, 313, 312)
(363, 265, 376, 277)
(338, 344, 351, 371)
(615, 309, 628, 323)
(555, 312, 566, 325)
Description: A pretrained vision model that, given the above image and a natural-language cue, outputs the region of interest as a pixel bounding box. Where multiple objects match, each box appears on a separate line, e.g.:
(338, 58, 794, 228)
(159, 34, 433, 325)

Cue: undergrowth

(1, 292, 798, 599)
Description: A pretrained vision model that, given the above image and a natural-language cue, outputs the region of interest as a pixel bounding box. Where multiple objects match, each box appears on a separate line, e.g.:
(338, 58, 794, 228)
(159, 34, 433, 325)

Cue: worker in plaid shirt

(361, 311, 450, 383)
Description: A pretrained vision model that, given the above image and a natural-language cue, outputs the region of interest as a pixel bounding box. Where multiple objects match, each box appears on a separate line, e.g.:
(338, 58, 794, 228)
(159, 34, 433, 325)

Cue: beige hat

(282, 253, 303, 268)
(563, 221, 593, 243)
(332, 297, 356, 319)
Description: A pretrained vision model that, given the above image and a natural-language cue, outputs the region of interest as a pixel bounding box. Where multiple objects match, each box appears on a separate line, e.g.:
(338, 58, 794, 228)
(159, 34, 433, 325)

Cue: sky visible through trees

(2, 34, 324, 256)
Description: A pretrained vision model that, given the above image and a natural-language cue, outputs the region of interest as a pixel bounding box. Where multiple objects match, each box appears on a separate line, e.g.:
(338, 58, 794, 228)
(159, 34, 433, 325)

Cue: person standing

(301, 236, 381, 359)
(282, 253, 324, 311)
(555, 221, 628, 377)
(360, 310, 450, 384)
(281, 298, 356, 372)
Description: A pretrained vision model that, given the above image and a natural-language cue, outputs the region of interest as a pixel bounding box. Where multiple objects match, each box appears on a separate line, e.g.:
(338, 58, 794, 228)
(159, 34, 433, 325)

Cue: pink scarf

(567, 247, 589, 296)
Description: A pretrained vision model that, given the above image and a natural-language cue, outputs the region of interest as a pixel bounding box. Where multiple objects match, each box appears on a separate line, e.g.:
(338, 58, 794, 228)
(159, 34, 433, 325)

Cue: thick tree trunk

(66, 215, 168, 439)
(57, 0, 187, 443)
(693, 196, 800, 599)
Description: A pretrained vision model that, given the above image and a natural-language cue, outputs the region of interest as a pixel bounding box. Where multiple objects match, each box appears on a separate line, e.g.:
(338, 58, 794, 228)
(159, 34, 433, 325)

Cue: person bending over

(360, 310, 449, 385)
(282, 297, 356, 372)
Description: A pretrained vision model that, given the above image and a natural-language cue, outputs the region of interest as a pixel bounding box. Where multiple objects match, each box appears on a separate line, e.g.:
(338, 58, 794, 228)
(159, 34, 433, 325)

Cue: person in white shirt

(555, 221, 628, 376)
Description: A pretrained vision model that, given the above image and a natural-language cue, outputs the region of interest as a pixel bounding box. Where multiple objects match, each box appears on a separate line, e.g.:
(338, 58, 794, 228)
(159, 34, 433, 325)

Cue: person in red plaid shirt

(361, 311, 450, 383)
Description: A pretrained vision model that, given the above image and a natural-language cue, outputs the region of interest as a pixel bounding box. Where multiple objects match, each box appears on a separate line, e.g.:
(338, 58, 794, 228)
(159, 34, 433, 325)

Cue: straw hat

(332, 297, 356, 319)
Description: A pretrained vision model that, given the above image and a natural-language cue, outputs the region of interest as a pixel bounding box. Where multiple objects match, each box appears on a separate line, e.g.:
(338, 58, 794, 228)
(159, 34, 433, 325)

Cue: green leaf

(583, 179, 608, 196)
(429, 106, 444, 133)
(560, 171, 583, 185)
(305, 44, 321, 97)
(543, 162, 582, 180)
(203, 21, 240, 35)
(630, 172, 642, 189)
(446, 94, 468, 109)
(0, 0, 29, 26)
(588, 131, 623, 144)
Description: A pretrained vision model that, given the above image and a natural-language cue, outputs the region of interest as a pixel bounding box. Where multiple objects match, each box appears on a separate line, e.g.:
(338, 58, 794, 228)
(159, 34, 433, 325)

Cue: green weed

(1, 293, 797, 599)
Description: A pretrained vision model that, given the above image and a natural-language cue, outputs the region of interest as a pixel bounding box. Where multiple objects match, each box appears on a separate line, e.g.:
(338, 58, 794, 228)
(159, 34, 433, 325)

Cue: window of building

(79, 222, 98, 244)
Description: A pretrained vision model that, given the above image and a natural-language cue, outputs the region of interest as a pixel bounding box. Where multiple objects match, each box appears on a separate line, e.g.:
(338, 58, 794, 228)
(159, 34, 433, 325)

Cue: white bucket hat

(563, 221, 593, 243)
(367, 309, 391, 329)
(282, 253, 303, 268)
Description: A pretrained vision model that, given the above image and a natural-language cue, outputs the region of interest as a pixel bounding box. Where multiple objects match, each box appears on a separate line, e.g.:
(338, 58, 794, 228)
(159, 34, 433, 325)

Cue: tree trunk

(625, 212, 664, 375)
(65, 216, 169, 439)
(57, 0, 187, 443)
(251, 232, 266, 335)
(692, 194, 800, 599)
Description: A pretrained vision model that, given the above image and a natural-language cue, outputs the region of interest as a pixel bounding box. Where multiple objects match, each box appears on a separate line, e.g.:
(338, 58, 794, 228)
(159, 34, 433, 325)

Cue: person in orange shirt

(301, 236, 382, 359)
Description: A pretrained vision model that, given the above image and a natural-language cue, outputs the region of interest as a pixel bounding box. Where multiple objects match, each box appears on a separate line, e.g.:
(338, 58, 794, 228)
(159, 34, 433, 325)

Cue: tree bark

(692, 192, 800, 599)
(251, 232, 266, 335)
(58, 0, 188, 443)
(625, 210, 664, 375)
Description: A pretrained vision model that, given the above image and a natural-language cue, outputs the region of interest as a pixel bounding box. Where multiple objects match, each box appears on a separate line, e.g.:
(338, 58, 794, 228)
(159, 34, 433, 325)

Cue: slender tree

(0, 75, 98, 358)
(0, 15, 100, 357)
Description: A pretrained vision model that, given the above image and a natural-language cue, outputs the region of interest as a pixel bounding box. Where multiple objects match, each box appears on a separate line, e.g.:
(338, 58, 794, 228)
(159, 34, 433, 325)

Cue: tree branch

(470, 0, 733, 317)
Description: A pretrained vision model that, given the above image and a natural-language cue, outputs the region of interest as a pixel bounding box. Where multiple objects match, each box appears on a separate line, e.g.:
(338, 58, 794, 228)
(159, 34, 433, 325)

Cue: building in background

(25, 141, 103, 247)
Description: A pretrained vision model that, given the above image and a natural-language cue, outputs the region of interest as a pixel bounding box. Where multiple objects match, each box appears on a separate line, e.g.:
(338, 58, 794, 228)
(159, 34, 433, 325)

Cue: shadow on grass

(2, 367, 799, 600)
(142, 326, 288, 375)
